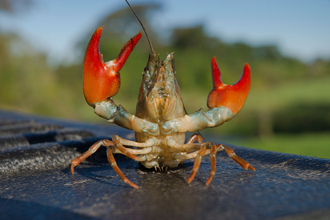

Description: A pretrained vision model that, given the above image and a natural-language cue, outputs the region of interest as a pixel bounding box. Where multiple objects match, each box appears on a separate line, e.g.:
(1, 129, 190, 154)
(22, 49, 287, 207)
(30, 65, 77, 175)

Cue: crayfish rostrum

(71, 4, 255, 189)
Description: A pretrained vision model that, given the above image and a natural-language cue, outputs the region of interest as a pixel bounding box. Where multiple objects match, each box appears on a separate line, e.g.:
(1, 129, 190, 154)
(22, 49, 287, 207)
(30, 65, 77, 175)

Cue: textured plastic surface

(0, 110, 329, 220)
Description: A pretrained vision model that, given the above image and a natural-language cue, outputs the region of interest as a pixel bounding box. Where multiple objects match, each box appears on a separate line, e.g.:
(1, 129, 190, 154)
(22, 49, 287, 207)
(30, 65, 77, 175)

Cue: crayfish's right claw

(83, 26, 142, 106)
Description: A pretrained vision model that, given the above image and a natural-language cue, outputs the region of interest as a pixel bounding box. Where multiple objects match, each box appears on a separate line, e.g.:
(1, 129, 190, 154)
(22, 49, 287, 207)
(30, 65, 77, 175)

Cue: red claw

(83, 26, 142, 105)
(207, 57, 251, 114)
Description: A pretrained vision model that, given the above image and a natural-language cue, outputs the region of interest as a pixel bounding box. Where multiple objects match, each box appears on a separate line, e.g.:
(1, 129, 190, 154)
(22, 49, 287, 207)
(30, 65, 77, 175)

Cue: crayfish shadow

(136, 162, 196, 188)
(67, 154, 195, 188)
(136, 162, 193, 174)
(75, 148, 195, 175)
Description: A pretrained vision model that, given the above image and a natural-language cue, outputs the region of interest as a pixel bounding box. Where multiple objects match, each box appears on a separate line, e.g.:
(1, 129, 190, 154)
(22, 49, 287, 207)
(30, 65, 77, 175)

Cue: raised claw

(83, 26, 142, 106)
(207, 57, 251, 114)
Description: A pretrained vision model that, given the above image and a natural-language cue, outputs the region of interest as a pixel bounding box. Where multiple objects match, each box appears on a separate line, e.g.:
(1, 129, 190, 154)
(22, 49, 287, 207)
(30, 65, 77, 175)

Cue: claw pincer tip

(207, 57, 251, 114)
(83, 27, 142, 105)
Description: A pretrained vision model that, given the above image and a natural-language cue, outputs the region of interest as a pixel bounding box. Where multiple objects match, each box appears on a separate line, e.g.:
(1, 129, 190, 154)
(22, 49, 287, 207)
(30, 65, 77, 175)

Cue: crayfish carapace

(71, 2, 255, 189)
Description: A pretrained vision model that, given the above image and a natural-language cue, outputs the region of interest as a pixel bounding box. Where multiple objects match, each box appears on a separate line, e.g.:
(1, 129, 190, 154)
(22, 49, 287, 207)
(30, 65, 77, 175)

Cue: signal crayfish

(71, 1, 255, 189)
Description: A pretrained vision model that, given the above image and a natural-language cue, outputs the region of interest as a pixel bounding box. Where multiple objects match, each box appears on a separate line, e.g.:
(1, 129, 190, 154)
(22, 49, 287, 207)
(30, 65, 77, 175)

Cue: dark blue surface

(0, 110, 330, 220)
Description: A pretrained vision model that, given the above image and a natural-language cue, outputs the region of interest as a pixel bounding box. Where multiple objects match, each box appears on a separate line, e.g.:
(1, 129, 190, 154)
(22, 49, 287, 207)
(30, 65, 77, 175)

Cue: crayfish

(71, 1, 255, 189)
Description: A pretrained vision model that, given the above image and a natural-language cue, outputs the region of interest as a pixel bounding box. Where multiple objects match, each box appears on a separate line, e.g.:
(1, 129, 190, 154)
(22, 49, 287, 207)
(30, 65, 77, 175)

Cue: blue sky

(0, 0, 329, 63)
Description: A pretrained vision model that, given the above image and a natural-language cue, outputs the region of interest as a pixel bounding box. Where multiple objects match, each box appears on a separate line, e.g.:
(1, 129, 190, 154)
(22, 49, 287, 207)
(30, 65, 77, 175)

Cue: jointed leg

(71, 139, 110, 174)
(71, 139, 140, 188)
(181, 142, 217, 185)
(173, 142, 218, 185)
(71, 139, 139, 173)
(174, 148, 212, 160)
(186, 133, 203, 144)
(206, 142, 217, 186)
(222, 144, 255, 171)
(71, 137, 155, 188)
(106, 147, 139, 189)
(111, 136, 140, 160)
(111, 136, 156, 160)
(176, 134, 255, 186)
(185, 133, 209, 184)
(167, 134, 213, 153)
(113, 135, 156, 148)
(187, 145, 207, 184)
(171, 133, 213, 184)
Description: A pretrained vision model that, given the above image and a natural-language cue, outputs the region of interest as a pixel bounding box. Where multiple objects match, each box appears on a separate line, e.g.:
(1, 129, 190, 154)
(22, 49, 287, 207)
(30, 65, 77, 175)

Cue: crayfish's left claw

(207, 57, 251, 114)
(83, 26, 142, 106)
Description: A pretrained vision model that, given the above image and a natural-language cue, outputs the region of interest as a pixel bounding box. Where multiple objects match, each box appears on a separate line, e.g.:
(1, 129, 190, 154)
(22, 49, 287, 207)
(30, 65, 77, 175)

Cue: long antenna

(125, 0, 154, 54)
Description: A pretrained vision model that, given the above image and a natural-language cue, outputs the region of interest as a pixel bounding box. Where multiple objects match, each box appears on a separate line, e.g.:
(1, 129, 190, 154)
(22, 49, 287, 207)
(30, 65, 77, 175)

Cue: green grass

(245, 77, 330, 112)
(176, 76, 330, 126)
(230, 132, 330, 159)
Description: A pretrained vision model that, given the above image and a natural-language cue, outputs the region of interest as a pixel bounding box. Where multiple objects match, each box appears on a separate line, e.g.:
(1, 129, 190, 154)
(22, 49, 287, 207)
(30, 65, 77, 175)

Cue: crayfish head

(136, 52, 185, 122)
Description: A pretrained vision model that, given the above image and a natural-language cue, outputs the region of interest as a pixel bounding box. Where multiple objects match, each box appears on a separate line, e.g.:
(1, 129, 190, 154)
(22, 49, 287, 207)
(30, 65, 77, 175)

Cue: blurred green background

(0, 1, 329, 158)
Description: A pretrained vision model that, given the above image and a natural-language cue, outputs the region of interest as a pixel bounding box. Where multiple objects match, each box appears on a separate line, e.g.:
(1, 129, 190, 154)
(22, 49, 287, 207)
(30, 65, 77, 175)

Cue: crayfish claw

(83, 26, 142, 106)
(207, 57, 251, 114)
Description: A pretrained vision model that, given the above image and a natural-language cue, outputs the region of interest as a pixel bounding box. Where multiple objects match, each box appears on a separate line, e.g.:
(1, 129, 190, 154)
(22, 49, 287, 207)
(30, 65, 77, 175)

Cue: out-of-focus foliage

(0, 31, 89, 119)
(0, 0, 32, 14)
(0, 2, 329, 140)
(231, 132, 330, 159)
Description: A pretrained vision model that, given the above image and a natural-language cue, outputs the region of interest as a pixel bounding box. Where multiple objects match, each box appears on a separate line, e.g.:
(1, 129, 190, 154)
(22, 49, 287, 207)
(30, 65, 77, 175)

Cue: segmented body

(135, 53, 186, 169)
